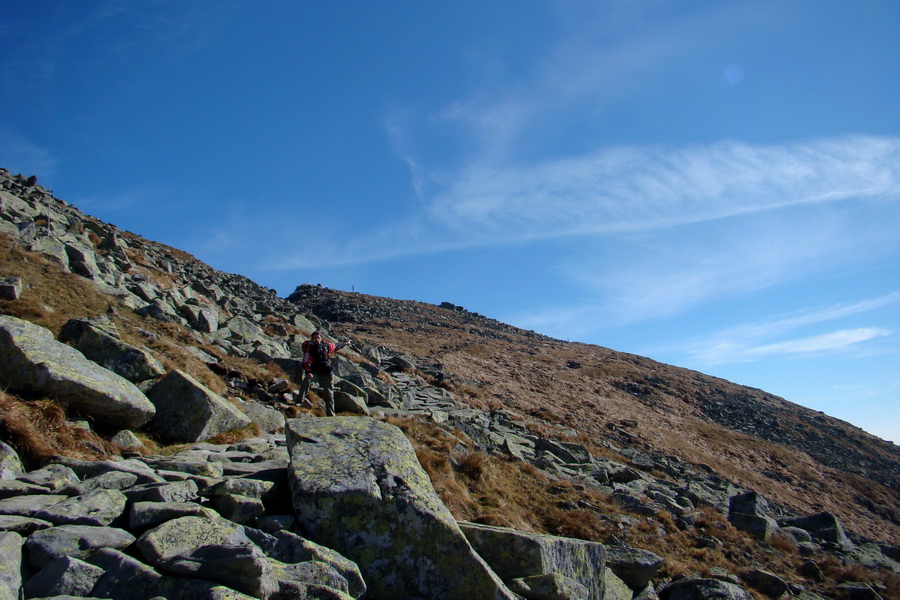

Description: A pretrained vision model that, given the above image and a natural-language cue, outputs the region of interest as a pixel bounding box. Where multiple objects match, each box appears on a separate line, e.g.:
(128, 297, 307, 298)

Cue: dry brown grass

(389, 415, 898, 597)
(0, 238, 114, 333)
(0, 392, 118, 468)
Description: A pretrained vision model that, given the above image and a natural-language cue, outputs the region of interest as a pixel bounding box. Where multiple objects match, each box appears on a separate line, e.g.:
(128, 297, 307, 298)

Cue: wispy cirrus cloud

(673, 292, 900, 367)
(425, 135, 900, 243)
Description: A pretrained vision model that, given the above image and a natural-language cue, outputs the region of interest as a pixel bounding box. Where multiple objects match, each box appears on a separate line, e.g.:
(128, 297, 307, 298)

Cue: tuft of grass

(206, 422, 264, 445)
(0, 392, 118, 468)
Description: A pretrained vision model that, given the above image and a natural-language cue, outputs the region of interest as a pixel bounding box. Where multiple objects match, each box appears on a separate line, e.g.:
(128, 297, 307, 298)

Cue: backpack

(304, 341, 332, 375)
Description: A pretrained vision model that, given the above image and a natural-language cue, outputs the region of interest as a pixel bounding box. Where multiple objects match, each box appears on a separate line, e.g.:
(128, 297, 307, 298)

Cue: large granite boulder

(285, 417, 516, 600)
(0, 315, 156, 430)
(460, 521, 607, 600)
(145, 369, 252, 443)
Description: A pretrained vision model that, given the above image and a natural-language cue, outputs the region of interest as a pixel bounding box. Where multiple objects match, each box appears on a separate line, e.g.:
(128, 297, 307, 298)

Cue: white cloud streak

(426, 136, 900, 242)
(675, 292, 900, 367)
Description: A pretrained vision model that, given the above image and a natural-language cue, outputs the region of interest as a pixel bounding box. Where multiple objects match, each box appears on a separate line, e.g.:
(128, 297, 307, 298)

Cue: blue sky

(2, 1, 898, 442)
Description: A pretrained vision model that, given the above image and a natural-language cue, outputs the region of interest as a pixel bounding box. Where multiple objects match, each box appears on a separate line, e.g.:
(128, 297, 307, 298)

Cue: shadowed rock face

(145, 369, 251, 444)
(0, 315, 155, 430)
(285, 417, 517, 600)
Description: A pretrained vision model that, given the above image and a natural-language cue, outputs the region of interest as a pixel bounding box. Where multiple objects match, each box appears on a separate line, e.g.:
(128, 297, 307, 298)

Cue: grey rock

(270, 559, 356, 597)
(159, 543, 276, 599)
(835, 583, 883, 600)
(0, 276, 23, 301)
(0, 315, 156, 430)
(776, 526, 813, 544)
(461, 521, 606, 600)
(243, 528, 365, 598)
(728, 491, 770, 518)
(660, 577, 753, 600)
(25, 524, 136, 568)
(0, 440, 24, 480)
(0, 531, 24, 600)
(209, 478, 275, 500)
(136, 516, 276, 599)
(239, 401, 286, 434)
(23, 555, 105, 598)
(135, 515, 255, 564)
(509, 572, 591, 600)
(779, 511, 854, 549)
(146, 369, 252, 443)
(286, 417, 515, 600)
(0, 494, 68, 517)
(58, 470, 138, 497)
(61, 317, 166, 382)
(333, 390, 370, 415)
(52, 456, 166, 485)
(18, 464, 79, 492)
(605, 544, 664, 590)
(111, 429, 144, 450)
(742, 569, 788, 598)
(0, 514, 53, 535)
(222, 316, 263, 344)
(124, 480, 200, 504)
(33, 488, 128, 526)
(0, 479, 48, 500)
(601, 567, 633, 600)
(729, 512, 777, 542)
(129, 501, 218, 530)
(210, 493, 265, 524)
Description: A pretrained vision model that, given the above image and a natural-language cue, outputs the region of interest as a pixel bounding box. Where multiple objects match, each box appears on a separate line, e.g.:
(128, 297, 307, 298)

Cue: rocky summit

(0, 167, 897, 600)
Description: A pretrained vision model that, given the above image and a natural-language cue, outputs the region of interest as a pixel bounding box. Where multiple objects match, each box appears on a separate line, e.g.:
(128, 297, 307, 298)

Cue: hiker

(299, 331, 350, 416)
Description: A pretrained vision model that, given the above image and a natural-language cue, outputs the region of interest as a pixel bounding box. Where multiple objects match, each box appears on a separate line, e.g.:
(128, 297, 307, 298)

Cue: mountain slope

(287, 284, 899, 542)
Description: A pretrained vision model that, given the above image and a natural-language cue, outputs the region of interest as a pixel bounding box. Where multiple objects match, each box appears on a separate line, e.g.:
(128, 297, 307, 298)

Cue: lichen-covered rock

(742, 568, 788, 598)
(601, 567, 633, 600)
(23, 555, 105, 598)
(244, 527, 365, 599)
(333, 390, 370, 416)
(0, 531, 24, 600)
(0, 276, 22, 301)
(60, 317, 166, 382)
(25, 524, 136, 568)
(240, 400, 286, 434)
(460, 521, 607, 600)
(18, 463, 79, 491)
(32, 488, 128, 526)
(145, 369, 251, 443)
(508, 572, 590, 600)
(135, 515, 276, 598)
(728, 491, 777, 542)
(285, 417, 516, 600)
(0, 440, 24, 480)
(605, 545, 664, 591)
(778, 512, 854, 550)
(0, 315, 156, 430)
